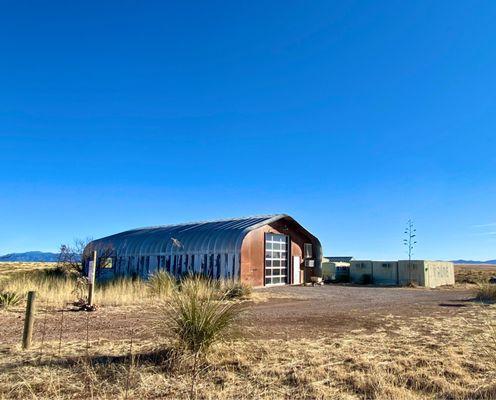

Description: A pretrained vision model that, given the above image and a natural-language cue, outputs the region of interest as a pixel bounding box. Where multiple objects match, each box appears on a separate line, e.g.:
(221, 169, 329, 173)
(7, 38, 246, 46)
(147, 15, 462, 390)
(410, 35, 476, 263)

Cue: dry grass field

(0, 262, 495, 399)
(0, 262, 57, 281)
(455, 263, 496, 285)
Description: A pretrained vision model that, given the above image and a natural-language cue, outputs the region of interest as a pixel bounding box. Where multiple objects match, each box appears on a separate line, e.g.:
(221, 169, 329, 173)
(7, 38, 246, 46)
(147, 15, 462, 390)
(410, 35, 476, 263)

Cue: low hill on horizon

(0, 251, 59, 262)
(452, 259, 496, 265)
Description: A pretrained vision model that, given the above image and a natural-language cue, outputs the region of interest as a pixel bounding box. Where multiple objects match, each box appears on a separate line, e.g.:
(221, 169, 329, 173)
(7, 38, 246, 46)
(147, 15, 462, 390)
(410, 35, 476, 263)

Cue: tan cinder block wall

(424, 261, 455, 288)
(350, 261, 373, 283)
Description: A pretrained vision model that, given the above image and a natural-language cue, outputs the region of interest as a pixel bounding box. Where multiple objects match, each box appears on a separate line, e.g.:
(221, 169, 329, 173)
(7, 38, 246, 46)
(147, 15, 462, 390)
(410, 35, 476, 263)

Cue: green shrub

(148, 271, 176, 297)
(159, 276, 243, 355)
(0, 291, 21, 310)
(476, 284, 496, 302)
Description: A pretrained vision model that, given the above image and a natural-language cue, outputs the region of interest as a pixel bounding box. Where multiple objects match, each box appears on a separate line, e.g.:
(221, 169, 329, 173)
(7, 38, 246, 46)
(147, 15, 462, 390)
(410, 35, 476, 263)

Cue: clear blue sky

(1, 1, 495, 260)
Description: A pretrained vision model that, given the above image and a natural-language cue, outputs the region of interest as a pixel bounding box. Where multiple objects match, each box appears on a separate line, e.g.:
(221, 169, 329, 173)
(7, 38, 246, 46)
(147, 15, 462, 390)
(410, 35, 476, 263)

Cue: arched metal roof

(86, 214, 299, 257)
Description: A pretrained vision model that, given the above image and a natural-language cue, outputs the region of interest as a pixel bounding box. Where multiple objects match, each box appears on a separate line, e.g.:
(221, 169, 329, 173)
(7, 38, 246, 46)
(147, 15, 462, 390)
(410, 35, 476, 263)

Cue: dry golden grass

(0, 262, 57, 280)
(455, 264, 496, 285)
(1, 270, 154, 308)
(0, 262, 168, 307)
(0, 304, 495, 399)
(0, 263, 254, 308)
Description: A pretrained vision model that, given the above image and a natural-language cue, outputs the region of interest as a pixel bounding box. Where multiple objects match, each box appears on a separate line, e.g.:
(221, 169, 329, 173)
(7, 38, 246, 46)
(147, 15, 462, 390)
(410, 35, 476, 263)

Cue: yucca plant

(148, 271, 176, 298)
(0, 291, 21, 310)
(158, 275, 243, 397)
(164, 285, 241, 354)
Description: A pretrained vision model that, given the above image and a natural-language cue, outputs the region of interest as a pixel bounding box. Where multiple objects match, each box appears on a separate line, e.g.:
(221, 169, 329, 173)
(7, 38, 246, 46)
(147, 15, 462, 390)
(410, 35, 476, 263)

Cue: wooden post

(88, 251, 97, 306)
(22, 291, 36, 350)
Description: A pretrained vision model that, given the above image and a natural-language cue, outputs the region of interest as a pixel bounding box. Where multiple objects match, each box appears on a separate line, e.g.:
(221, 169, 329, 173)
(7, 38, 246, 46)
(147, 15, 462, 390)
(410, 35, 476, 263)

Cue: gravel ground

(0, 285, 476, 345)
(244, 284, 475, 338)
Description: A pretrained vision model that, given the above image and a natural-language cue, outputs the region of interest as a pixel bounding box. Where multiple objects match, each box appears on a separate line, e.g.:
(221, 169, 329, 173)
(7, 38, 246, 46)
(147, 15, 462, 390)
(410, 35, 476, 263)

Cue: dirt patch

(243, 285, 475, 338)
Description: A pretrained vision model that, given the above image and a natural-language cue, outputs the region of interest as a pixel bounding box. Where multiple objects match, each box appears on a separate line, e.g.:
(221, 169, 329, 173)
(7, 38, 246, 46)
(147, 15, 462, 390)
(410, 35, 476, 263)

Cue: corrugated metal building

(83, 214, 322, 287)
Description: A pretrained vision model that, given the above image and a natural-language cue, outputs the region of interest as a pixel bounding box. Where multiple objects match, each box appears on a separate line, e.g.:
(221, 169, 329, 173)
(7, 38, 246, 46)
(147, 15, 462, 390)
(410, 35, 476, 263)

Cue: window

(305, 259, 315, 267)
(101, 258, 113, 269)
(265, 233, 288, 285)
(304, 243, 312, 259)
(382, 263, 390, 268)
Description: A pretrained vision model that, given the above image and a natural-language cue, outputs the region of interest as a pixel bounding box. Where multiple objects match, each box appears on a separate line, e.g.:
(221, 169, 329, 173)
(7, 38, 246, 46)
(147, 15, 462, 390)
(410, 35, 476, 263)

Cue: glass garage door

(265, 233, 288, 285)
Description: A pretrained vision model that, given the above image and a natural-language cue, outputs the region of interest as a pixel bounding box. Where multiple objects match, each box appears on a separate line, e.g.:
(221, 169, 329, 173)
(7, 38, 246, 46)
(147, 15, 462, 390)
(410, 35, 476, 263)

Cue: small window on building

(101, 258, 113, 269)
(382, 263, 390, 268)
(304, 243, 312, 259)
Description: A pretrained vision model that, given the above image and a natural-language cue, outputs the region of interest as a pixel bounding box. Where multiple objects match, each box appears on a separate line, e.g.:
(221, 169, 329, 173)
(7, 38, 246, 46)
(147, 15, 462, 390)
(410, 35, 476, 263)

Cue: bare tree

(57, 237, 93, 275)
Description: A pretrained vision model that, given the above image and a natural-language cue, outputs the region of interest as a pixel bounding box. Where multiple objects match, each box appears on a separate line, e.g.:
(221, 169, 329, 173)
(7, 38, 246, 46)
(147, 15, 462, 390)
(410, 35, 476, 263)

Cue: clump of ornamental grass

(476, 283, 496, 302)
(220, 279, 252, 300)
(179, 274, 217, 300)
(147, 271, 176, 298)
(0, 291, 21, 310)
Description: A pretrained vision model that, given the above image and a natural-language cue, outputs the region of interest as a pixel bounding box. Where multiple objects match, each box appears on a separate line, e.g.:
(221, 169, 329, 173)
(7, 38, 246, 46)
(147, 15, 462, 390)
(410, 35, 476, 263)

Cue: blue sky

(1, 1, 495, 260)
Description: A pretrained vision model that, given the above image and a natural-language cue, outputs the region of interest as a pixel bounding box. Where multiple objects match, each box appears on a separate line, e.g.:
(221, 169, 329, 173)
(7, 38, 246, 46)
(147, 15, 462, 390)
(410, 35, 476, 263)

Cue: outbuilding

(322, 256, 352, 282)
(350, 260, 455, 288)
(83, 214, 322, 287)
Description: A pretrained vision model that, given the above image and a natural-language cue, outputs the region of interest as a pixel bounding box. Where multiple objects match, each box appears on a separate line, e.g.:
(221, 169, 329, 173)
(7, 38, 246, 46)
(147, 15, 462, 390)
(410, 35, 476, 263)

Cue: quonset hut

(83, 214, 322, 287)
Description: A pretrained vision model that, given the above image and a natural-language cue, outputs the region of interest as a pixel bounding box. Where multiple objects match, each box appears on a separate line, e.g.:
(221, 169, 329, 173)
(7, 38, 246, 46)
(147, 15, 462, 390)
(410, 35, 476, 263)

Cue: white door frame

(293, 256, 301, 284)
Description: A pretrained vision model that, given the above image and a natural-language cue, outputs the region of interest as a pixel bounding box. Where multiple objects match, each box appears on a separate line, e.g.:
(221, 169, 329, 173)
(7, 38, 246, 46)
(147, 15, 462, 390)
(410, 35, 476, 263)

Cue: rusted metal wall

(240, 220, 322, 287)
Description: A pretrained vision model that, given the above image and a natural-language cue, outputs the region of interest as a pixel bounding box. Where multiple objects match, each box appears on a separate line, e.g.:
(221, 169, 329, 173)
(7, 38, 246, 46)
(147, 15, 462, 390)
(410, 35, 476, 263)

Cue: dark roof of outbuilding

(325, 256, 353, 262)
(87, 214, 297, 256)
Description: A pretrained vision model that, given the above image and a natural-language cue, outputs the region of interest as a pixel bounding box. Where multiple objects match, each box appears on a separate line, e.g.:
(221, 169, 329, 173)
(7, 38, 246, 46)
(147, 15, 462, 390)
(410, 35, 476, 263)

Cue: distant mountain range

(452, 259, 496, 265)
(0, 251, 59, 262)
